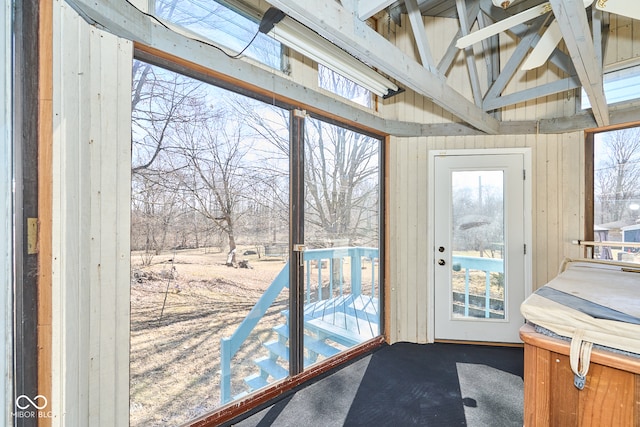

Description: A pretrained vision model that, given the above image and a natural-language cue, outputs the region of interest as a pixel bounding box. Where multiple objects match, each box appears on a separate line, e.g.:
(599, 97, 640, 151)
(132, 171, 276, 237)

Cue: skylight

(154, 0, 282, 69)
(581, 64, 640, 110)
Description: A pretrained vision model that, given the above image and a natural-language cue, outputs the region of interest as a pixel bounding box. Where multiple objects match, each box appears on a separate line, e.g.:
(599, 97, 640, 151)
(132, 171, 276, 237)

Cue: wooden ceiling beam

(548, 0, 609, 127)
(456, 0, 483, 106)
(406, 0, 437, 72)
(359, 0, 397, 20)
(269, 0, 501, 134)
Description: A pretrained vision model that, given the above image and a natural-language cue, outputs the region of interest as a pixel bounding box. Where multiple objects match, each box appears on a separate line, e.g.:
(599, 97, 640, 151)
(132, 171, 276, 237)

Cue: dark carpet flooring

(228, 342, 524, 427)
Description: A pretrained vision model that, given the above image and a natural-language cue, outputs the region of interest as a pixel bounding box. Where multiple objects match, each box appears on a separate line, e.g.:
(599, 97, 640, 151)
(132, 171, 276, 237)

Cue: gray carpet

(228, 342, 524, 426)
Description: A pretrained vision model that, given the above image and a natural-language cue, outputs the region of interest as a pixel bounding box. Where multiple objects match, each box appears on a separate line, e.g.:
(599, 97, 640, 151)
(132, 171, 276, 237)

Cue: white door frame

(427, 148, 532, 343)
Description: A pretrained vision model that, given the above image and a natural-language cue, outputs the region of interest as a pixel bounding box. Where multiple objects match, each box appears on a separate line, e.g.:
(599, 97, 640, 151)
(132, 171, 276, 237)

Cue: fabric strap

(570, 329, 593, 390)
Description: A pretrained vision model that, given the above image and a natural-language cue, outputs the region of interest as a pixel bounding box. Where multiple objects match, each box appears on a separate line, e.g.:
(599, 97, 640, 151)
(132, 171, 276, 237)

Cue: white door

(433, 153, 527, 343)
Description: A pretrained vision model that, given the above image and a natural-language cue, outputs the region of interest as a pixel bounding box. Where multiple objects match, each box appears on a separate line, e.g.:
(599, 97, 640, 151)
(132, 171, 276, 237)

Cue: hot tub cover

(521, 258, 640, 356)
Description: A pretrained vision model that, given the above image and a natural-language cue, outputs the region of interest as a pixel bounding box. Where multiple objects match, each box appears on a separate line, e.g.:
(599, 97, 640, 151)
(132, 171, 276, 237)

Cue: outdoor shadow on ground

(232, 342, 523, 427)
(342, 342, 524, 426)
(129, 287, 289, 427)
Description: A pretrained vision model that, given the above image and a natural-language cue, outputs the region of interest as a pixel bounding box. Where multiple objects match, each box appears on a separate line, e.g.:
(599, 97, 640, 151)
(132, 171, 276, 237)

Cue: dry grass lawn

(129, 247, 289, 427)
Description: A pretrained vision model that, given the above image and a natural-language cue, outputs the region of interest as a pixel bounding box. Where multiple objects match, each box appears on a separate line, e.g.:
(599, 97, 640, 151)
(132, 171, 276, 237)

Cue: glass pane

(302, 118, 381, 366)
(581, 65, 640, 109)
(593, 128, 640, 264)
(451, 171, 505, 320)
(130, 61, 290, 426)
(318, 64, 373, 108)
(154, 0, 282, 69)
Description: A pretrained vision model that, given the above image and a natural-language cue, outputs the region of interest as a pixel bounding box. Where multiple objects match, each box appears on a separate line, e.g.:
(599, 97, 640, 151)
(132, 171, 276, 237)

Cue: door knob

(438, 246, 445, 253)
(438, 259, 446, 266)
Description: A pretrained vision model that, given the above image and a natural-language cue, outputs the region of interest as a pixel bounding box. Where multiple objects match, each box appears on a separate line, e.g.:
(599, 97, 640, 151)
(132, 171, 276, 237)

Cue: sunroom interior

(5, 0, 640, 426)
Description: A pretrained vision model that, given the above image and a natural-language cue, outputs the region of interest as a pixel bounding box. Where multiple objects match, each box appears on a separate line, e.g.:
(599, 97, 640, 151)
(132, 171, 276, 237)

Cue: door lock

(438, 259, 446, 266)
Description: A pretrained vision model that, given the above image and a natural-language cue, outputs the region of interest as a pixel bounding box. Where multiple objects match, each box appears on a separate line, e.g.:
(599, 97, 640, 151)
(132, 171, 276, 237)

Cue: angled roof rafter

(359, 0, 397, 21)
(267, 0, 501, 134)
(406, 0, 437, 72)
(549, 0, 609, 127)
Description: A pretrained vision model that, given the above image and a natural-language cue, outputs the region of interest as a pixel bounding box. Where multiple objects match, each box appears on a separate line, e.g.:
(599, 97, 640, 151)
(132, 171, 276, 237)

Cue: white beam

(359, 0, 396, 21)
(549, 0, 609, 127)
(456, 0, 483, 106)
(405, 0, 436, 72)
(268, 0, 500, 134)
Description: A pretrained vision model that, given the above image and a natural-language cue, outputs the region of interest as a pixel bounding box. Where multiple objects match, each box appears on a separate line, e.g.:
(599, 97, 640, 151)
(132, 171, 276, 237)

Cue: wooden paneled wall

(1, 1, 11, 424)
(387, 132, 585, 344)
(604, 14, 640, 67)
(380, 13, 640, 344)
(50, 3, 132, 425)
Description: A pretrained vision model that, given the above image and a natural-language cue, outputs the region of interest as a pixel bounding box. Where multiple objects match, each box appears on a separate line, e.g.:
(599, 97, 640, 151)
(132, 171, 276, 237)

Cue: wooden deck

(303, 294, 379, 347)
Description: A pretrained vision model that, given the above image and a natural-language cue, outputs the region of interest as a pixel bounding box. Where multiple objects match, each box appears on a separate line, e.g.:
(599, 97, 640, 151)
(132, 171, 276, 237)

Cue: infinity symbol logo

(15, 395, 48, 410)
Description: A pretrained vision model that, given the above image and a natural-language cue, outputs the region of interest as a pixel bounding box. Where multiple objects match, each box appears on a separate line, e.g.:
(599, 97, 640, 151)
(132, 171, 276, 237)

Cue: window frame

(585, 122, 640, 259)
(131, 46, 386, 426)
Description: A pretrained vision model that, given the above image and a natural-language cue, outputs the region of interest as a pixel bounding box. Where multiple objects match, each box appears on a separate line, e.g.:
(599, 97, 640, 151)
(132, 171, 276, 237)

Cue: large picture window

(129, 59, 383, 426)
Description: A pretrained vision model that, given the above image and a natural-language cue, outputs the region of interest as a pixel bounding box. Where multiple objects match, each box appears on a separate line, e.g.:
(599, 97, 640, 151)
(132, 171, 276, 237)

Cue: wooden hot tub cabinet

(520, 324, 640, 427)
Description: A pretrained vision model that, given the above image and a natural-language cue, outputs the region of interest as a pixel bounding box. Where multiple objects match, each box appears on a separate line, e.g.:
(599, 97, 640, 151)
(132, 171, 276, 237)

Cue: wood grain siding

(39, 1, 53, 425)
(51, 3, 132, 425)
(387, 134, 584, 344)
(604, 15, 640, 67)
(1, 1, 11, 424)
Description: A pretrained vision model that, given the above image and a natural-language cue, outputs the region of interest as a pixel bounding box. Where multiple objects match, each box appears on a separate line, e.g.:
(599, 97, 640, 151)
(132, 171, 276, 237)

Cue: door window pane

(451, 171, 505, 319)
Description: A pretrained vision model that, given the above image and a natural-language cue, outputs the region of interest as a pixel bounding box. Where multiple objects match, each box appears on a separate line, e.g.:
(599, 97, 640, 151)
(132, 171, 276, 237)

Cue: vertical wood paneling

(388, 139, 399, 342)
(0, 1, 11, 424)
(38, 0, 54, 424)
(562, 133, 582, 260)
(416, 139, 429, 340)
(535, 135, 549, 288)
(604, 16, 640, 67)
(52, 2, 132, 425)
(398, 140, 409, 339)
(616, 17, 633, 63)
(406, 138, 418, 340)
(389, 130, 585, 343)
(547, 134, 561, 278)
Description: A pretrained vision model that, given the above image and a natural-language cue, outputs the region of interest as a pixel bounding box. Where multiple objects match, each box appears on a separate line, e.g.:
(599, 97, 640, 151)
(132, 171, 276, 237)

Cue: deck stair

(221, 246, 382, 404)
(241, 321, 341, 393)
(222, 249, 506, 404)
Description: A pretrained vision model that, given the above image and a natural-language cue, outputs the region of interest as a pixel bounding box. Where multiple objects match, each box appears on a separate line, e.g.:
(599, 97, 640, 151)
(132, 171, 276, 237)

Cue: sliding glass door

(129, 60, 382, 427)
(301, 117, 381, 368)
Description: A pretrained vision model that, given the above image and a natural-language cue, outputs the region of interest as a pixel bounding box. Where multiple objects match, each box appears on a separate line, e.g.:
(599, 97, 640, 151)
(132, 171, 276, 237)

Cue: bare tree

(231, 71, 380, 248)
(304, 117, 379, 247)
(318, 64, 372, 108)
(131, 60, 213, 259)
(131, 60, 206, 173)
(595, 128, 640, 224)
(167, 106, 254, 263)
(131, 170, 181, 255)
